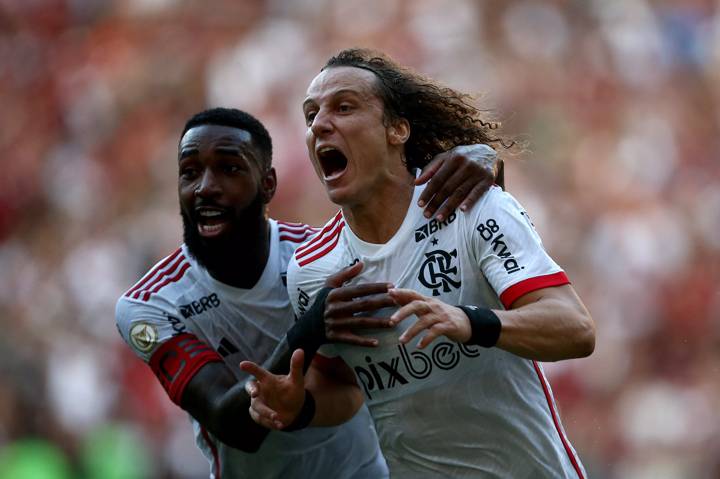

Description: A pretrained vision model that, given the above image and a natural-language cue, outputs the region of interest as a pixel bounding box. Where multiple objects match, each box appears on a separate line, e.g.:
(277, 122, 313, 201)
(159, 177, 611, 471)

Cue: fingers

(417, 153, 456, 213)
(459, 183, 490, 213)
(245, 379, 258, 398)
(328, 282, 393, 302)
(288, 349, 305, 387)
(325, 261, 364, 288)
(421, 166, 469, 220)
(388, 288, 424, 308)
(249, 399, 283, 430)
(239, 360, 270, 381)
(398, 309, 437, 345)
(327, 331, 380, 347)
(326, 292, 397, 317)
(415, 154, 445, 187)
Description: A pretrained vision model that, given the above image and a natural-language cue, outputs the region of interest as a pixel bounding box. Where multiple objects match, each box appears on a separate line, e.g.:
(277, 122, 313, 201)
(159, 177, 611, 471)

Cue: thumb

(289, 349, 306, 386)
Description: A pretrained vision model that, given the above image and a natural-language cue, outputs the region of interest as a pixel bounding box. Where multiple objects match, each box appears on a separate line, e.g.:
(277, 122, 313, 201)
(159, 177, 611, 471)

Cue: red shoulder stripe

(130, 253, 186, 300)
(297, 221, 344, 267)
(295, 218, 344, 262)
(141, 260, 191, 301)
(279, 226, 318, 243)
(124, 248, 182, 298)
(295, 211, 342, 256)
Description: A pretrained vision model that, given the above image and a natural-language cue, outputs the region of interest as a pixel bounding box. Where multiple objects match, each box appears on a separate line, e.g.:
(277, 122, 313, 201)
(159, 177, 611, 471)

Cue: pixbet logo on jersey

(476, 218, 524, 274)
(354, 341, 482, 400)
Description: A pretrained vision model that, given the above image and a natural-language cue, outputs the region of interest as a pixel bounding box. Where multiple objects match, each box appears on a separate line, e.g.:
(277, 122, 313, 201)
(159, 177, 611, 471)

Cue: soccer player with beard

(241, 50, 595, 478)
(115, 107, 501, 478)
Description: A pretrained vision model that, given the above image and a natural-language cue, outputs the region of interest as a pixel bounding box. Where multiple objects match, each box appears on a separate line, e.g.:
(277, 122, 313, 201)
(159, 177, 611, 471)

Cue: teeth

(317, 146, 337, 155)
(198, 210, 222, 217)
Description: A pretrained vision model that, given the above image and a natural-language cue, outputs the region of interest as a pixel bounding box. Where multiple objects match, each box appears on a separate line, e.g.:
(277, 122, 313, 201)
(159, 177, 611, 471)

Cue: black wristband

(283, 390, 316, 432)
(286, 287, 332, 370)
(457, 305, 501, 348)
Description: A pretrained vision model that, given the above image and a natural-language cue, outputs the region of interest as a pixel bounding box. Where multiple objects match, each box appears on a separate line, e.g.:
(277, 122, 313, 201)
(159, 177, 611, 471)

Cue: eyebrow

(303, 88, 363, 109)
(178, 147, 197, 160)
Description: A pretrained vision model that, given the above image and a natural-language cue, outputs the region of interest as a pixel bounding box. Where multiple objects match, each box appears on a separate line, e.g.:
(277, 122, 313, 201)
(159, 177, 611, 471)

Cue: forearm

(182, 342, 297, 452)
(305, 374, 363, 427)
(493, 287, 595, 361)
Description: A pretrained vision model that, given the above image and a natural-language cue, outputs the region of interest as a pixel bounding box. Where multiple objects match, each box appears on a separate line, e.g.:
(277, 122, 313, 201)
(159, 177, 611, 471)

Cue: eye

(223, 163, 242, 174)
(305, 111, 317, 126)
(338, 103, 353, 113)
(179, 167, 198, 179)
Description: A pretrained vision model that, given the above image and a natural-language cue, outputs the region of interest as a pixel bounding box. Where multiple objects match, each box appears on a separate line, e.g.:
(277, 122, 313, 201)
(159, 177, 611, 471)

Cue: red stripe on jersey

(499, 272, 570, 309)
(280, 235, 311, 243)
(532, 361, 586, 479)
(131, 253, 186, 300)
(278, 223, 315, 233)
(200, 426, 221, 479)
(295, 219, 344, 262)
(124, 248, 182, 298)
(279, 224, 318, 243)
(295, 211, 342, 256)
(141, 260, 191, 301)
(148, 333, 223, 405)
(297, 221, 344, 266)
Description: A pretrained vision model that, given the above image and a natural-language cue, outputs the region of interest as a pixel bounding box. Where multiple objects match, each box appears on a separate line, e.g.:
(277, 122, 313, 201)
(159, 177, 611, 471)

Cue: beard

(181, 192, 265, 272)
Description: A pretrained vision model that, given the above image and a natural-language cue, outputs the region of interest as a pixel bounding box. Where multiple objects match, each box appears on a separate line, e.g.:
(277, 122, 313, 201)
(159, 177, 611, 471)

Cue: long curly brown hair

(322, 48, 513, 171)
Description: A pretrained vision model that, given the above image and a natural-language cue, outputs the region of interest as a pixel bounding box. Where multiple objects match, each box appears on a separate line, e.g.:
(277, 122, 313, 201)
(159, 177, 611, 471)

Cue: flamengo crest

(418, 249, 461, 296)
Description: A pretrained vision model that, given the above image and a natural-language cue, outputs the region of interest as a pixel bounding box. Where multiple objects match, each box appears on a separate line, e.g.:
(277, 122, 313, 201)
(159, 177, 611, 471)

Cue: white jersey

(116, 219, 387, 479)
(287, 186, 587, 479)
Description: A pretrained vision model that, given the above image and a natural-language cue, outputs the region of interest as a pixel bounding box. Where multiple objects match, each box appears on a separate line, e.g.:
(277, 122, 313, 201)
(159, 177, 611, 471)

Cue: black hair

(181, 107, 273, 171)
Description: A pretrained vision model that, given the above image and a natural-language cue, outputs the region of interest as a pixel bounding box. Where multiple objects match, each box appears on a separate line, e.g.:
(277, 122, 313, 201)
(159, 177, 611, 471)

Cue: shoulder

(120, 246, 193, 304)
(291, 210, 346, 270)
(276, 219, 320, 247)
(274, 219, 321, 265)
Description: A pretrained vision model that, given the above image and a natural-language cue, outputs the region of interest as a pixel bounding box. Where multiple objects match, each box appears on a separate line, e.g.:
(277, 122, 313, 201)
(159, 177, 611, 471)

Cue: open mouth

(194, 207, 230, 237)
(316, 146, 348, 180)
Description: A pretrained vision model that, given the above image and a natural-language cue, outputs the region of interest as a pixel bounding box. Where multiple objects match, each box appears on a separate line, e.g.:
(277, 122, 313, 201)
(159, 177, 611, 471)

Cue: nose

(310, 108, 332, 138)
(194, 169, 221, 198)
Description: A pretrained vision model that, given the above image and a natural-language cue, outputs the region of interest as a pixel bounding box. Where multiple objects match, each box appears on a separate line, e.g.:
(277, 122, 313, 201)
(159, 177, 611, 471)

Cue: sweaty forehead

(305, 66, 379, 103)
(180, 124, 254, 149)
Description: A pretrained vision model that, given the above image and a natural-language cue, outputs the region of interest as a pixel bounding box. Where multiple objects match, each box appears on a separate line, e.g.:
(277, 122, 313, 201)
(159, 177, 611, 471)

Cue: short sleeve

(470, 188, 569, 309)
(115, 295, 189, 362)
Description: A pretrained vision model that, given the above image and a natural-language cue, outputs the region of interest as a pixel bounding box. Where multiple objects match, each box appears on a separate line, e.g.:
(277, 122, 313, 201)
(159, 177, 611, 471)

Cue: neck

(205, 218, 271, 289)
(342, 172, 415, 244)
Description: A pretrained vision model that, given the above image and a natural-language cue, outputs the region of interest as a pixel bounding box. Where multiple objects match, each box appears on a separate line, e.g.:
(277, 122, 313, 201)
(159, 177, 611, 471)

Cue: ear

(260, 167, 277, 204)
(387, 117, 410, 145)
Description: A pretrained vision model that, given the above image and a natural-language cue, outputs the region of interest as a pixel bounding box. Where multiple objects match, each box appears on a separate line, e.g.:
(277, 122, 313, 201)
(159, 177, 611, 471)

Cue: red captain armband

(149, 333, 223, 405)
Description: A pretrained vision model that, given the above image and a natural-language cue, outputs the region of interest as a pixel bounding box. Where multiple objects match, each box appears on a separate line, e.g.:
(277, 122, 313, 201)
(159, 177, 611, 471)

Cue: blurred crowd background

(1, 0, 719, 477)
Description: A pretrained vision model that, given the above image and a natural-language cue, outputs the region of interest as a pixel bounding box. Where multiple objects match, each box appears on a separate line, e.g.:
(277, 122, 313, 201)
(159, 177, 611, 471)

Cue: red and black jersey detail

(124, 248, 191, 302)
(499, 271, 570, 309)
(295, 211, 345, 267)
(149, 333, 223, 405)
